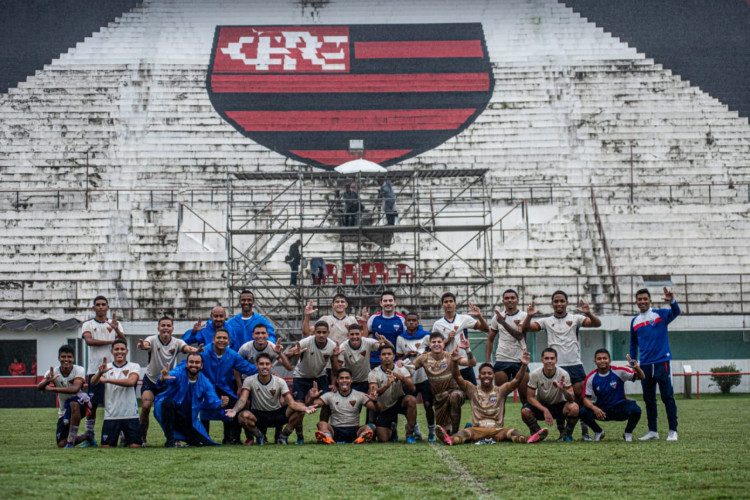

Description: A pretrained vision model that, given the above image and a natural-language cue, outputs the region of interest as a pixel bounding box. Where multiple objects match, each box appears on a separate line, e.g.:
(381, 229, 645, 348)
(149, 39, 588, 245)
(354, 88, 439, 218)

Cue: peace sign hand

(97, 357, 110, 375)
(192, 316, 203, 332)
(304, 300, 318, 317)
(457, 333, 470, 351)
(106, 312, 120, 333)
(518, 349, 530, 366)
(308, 381, 322, 400)
(575, 299, 591, 315)
(527, 301, 539, 317)
(662, 287, 675, 303)
(467, 301, 482, 318)
(626, 354, 639, 368)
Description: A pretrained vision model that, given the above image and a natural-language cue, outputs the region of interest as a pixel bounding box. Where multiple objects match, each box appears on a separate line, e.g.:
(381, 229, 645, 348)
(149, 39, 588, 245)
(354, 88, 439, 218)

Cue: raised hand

(518, 349, 530, 366)
(304, 299, 318, 317)
(374, 333, 386, 346)
(626, 354, 638, 368)
(553, 375, 571, 392)
(449, 325, 458, 341)
(494, 308, 505, 323)
(662, 287, 675, 302)
(192, 316, 203, 332)
(467, 301, 482, 318)
(136, 338, 147, 350)
(576, 299, 591, 315)
(160, 367, 175, 381)
(308, 381, 322, 400)
(332, 341, 343, 357)
(196, 343, 205, 353)
(356, 307, 370, 324)
(107, 312, 120, 333)
(457, 333, 470, 351)
(395, 359, 404, 368)
(450, 345, 462, 362)
(527, 300, 539, 317)
(224, 409, 236, 419)
(97, 357, 109, 375)
(367, 389, 379, 401)
(45, 366, 56, 381)
(272, 342, 284, 355)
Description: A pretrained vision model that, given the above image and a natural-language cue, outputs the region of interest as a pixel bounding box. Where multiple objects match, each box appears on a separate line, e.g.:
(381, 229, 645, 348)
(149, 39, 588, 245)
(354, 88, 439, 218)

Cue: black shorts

(559, 364, 587, 385)
(352, 381, 370, 393)
(140, 375, 164, 396)
(406, 380, 433, 404)
(522, 401, 568, 421)
(460, 366, 477, 386)
(493, 361, 523, 379)
(56, 417, 70, 443)
(332, 425, 360, 443)
(292, 375, 329, 402)
(375, 396, 408, 428)
(86, 374, 105, 406)
(101, 418, 141, 446)
(254, 406, 288, 432)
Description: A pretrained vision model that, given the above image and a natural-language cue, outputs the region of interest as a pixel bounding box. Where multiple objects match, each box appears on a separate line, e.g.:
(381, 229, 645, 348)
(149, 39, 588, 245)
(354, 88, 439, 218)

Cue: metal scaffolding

(226, 168, 494, 340)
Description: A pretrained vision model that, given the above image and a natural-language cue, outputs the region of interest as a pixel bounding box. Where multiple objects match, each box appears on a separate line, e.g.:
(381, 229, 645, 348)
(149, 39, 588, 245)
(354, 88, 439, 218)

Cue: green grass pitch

(1, 394, 749, 499)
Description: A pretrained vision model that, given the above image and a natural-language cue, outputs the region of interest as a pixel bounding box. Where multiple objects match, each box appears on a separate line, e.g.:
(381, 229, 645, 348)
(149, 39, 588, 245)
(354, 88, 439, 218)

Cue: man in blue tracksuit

(182, 306, 236, 347)
(629, 286, 680, 441)
(199, 328, 257, 444)
(154, 352, 225, 447)
(224, 290, 276, 350)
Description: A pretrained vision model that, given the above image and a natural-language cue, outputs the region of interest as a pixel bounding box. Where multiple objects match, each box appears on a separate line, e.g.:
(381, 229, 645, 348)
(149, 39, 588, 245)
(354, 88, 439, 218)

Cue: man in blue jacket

(182, 306, 235, 347)
(225, 290, 276, 350)
(199, 328, 257, 444)
(153, 352, 227, 447)
(629, 287, 680, 441)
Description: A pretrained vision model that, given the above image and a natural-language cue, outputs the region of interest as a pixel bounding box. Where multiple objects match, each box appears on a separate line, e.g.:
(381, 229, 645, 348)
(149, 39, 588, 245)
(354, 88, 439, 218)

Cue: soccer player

(431, 292, 488, 385)
(521, 348, 579, 441)
(154, 352, 227, 447)
(307, 369, 381, 444)
(486, 289, 529, 403)
(303, 295, 367, 345)
(290, 320, 336, 444)
(367, 291, 406, 367)
(37, 344, 89, 448)
(90, 339, 141, 448)
(225, 290, 276, 350)
(435, 342, 547, 446)
(198, 328, 257, 444)
(333, 324, 390, 393)
(412, 332, 476, 434)
(237, 324, 294, 371)
(396, 312, 434, 441)
(136, 316, 202, 446)
(80, 295, 125, 447)
(182, 306, 233, 347)
(630, 287, 680, 441)
(521, 290, 601, 440)
(225, 353, 317, 445)
(368, 345, 417, 443)
(579, 349, 644, 442)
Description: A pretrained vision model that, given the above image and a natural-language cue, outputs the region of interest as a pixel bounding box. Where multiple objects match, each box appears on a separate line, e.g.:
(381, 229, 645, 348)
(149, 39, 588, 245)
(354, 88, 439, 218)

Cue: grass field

(1, 394, 749, 499)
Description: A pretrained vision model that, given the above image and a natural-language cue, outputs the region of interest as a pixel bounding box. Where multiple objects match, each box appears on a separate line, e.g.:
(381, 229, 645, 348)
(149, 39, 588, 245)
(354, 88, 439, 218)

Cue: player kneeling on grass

(368, 345, 418, 443)
(307, 368, 382, 444)
(521, 347, 579, 441)
(579, 349, 644, 442)
(154, 352, 227, 447)
(37, 344, 91, 448)
(225, 353, 317, 445)
(436, 344, 547, 446)
(90, 339, 142, 448)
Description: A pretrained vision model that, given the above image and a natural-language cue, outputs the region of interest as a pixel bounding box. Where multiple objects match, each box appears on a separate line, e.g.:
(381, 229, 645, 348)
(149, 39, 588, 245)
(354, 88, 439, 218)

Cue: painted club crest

(208, 24, 494, 169)
(489, 396, 498, 405)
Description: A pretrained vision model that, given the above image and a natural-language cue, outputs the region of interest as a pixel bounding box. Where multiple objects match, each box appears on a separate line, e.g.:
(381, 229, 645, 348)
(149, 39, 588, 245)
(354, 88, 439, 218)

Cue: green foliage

(2, 396, 750, 498)
(710, 363, 742, 394)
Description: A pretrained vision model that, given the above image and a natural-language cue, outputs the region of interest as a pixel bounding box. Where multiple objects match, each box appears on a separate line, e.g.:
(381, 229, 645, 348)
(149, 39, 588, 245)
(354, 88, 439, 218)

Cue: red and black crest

(207, 24, 494, 169)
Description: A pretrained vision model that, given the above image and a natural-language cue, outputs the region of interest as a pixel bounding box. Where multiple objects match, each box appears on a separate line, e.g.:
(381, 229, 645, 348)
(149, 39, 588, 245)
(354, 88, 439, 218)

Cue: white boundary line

(430, 443, 498, 500)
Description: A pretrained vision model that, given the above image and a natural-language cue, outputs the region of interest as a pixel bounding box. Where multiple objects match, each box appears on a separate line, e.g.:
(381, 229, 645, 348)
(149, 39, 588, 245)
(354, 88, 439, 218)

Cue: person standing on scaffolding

(377, 178, 397, 226)
(342, 183, 360, 227)
(285, 239, 302, 286)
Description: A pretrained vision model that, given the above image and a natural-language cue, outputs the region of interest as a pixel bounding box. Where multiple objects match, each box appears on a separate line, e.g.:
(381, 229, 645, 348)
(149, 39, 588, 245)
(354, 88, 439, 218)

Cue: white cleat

(593, 431, 605, 442)
(623, 433, 633, 442)
(638, 431, 659, 441)
(667, 430, 678, 441)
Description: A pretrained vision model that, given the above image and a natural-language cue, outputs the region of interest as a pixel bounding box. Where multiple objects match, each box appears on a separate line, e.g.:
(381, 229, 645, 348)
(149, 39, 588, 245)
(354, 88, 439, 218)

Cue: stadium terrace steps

(0, 0, 748, 317)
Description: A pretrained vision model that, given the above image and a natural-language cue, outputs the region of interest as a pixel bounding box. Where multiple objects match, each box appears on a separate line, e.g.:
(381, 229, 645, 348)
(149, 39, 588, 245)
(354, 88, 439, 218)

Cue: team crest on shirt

(514, 320, 521, 326)
(270, 389, 277, 396)
(349, 400, 356, 407)
(566, 320, 573, 326)
(489, 396, 498, 405)
(122, 370, 129, 375)
(169, 349, 176, 355)
(415, 343, 421, 348)
(610, 381, 618, 389)
(440, 363, 448, 370)
(324, 355, 330, 360)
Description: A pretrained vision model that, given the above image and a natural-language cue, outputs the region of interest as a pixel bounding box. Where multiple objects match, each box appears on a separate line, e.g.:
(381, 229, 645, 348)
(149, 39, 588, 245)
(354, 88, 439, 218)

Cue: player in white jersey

(136, 316, 202, 446)
(307, 368, 381, 444)
(237, 324, 294, 371)
(431, 292, 488, 385)
(37, 344, 89, 448)
(333, 324, 391, 393)
(486, 289, 529, 403)
(225, 353, 317, 445)
(521, 347, 579, 441)
(521, 290, 601, 440)
(303, 295, 367, 345)
(397, 312, 434, 441)
(290, 320, 336, 444)
(368, 345, 417, 443)
(80, 295, 125, 446)
(90, 339, 141, 448)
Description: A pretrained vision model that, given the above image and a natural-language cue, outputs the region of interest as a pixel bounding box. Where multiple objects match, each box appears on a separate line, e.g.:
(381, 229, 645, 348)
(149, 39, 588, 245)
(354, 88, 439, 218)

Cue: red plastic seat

(360, 263, 376, 284)
(396, 263, 413, 283)
(322, 263, 339, 284)
(373, 262, 389, 283)
(341, 263, 359, 284)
